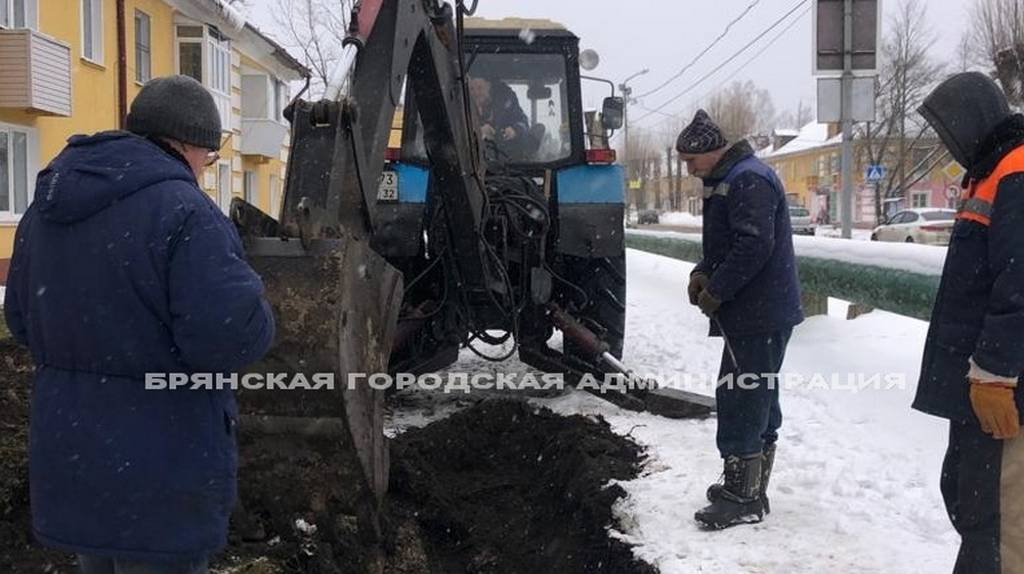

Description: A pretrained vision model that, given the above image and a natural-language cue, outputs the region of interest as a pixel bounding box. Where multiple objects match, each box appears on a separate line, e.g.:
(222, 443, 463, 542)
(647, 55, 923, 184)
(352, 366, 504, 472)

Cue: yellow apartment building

(0, 0, 309, 280)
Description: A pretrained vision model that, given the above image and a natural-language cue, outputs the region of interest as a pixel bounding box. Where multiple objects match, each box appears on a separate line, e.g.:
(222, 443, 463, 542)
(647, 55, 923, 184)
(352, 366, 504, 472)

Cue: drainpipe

(116, 0, 127, 128)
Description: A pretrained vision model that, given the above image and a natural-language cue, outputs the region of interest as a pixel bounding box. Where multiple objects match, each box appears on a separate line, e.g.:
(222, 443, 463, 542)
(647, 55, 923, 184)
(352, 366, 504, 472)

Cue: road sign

(813, 0, 881, 76)
(864, 164, 886, 182)
(818, 76, 877, 122)
(942, 161, 966, 181)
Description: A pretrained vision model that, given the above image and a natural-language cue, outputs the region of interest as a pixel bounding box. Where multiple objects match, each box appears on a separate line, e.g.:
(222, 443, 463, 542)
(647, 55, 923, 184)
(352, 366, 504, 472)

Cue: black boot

(706, 443, 776, 514)
(695, 454, 764, 529)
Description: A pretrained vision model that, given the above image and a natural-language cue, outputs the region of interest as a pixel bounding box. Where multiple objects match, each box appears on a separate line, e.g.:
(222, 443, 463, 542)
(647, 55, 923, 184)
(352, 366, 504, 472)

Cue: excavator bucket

(234, 234, 403, 543)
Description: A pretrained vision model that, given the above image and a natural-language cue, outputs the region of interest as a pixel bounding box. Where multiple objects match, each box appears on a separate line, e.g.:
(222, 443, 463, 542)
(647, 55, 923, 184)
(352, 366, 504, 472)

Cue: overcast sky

(245, 0, 971, 138)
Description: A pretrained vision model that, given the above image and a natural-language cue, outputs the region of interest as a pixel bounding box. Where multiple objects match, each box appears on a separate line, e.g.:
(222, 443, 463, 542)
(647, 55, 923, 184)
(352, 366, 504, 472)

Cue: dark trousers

(715, 328, 792, 458)
(78, 555, 208, 574)
(941, 421, 1024, 574)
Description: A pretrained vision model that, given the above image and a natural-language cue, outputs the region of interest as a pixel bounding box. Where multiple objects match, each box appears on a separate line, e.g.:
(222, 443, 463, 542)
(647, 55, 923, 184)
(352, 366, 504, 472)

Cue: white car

(788, 205, 815, 235)
(871, 208, 956, 245)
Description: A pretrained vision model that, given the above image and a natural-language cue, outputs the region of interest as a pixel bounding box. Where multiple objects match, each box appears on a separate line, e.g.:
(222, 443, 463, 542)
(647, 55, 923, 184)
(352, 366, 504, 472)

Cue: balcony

(240, 118, 288, 159)
(0, 29, 71, 117)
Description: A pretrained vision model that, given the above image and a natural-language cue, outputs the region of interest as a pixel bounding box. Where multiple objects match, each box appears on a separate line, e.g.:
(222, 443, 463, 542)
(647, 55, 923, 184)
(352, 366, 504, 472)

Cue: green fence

(625, 232, 940, 321)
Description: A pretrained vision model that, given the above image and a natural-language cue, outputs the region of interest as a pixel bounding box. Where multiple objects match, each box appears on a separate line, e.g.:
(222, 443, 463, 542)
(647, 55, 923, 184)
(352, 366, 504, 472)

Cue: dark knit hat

(676, 109, 728, 154)
(126, 75, 222, 150)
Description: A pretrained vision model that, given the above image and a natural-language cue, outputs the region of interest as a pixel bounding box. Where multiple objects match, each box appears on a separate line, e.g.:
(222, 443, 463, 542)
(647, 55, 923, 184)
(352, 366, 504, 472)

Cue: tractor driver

(468, 75, 533, 159)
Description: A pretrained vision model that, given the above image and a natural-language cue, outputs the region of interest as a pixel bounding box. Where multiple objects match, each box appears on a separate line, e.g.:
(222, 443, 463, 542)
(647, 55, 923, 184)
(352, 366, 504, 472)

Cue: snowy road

(388, 249, 960, 573)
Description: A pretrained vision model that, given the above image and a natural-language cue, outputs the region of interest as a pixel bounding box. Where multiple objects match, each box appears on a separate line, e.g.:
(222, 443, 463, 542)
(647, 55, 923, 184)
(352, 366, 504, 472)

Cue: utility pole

(619, 69, 649, 180)
(840, 0, 854, 239)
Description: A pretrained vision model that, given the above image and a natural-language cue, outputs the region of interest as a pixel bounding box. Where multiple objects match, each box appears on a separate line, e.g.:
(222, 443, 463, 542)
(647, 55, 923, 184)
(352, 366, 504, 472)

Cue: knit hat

(126, 75, 222, 150)
(676, 109, 728, 154)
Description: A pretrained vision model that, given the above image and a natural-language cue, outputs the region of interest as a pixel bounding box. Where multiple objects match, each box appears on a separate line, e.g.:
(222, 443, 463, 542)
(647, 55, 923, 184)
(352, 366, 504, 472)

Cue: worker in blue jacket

(913, 72, 1024, 574)
(4, 75, 275, 573)
(678, 110, 803, 530)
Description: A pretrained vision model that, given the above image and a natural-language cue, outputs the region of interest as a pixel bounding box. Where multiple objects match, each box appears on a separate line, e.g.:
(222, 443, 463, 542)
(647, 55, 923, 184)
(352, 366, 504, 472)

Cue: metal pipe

(116, 0, 127, 128)
(327, 44, 360, 100)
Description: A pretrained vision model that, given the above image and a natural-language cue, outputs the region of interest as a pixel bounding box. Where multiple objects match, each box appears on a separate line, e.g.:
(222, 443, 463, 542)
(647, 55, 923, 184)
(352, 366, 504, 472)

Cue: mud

(0, 337, 657, 574)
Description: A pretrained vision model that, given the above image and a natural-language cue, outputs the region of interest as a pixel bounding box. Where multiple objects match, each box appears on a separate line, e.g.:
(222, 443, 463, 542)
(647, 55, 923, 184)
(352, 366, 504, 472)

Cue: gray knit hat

(126, 75, 222, 150)
(676, 109, 728, 154)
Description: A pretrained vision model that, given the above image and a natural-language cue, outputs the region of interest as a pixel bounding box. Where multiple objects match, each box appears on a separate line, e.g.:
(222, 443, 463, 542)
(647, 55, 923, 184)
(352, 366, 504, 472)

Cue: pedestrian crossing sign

(864, 165, 885, 182)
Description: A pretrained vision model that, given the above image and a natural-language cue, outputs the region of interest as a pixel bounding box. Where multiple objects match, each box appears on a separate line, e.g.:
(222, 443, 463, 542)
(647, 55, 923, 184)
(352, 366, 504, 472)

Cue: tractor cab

(397, 18, 620, 174)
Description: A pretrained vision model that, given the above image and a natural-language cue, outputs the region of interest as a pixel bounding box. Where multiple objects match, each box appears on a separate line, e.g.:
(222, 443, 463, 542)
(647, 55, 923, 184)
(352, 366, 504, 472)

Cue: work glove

(970, 380, 1020, 439)
(687, 273, 710, 306)
(697, 289, 722, 318)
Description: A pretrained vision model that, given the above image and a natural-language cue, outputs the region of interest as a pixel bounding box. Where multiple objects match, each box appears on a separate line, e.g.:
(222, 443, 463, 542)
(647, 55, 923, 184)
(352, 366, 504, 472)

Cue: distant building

(760, 122, 961, 226)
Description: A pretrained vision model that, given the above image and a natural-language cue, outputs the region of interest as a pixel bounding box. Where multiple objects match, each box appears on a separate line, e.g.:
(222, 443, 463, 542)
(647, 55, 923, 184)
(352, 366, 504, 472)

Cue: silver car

(789, 205, 815, 235)
(871, 208, 956, 245)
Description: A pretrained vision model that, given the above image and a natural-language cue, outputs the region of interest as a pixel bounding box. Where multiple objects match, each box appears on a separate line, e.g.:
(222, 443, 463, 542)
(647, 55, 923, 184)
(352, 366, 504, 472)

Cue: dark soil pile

(388, 400, 658, 574)
(0, 337, 657, 574)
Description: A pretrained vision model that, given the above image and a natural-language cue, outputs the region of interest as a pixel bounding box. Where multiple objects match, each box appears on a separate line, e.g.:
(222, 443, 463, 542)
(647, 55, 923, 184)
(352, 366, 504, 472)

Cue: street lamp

(618, 68, 649, 172)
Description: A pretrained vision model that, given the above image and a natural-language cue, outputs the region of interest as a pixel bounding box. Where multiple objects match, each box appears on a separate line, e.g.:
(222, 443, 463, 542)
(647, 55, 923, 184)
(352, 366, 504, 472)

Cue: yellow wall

(0, 1, 302, 273)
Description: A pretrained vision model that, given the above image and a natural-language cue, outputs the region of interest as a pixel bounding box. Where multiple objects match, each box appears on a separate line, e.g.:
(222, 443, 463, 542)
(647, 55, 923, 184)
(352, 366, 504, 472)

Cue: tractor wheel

(562, 253, 627, 361)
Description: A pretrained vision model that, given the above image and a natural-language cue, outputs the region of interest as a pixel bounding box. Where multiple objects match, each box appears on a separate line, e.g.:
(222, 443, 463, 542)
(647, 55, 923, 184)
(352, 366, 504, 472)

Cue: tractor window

(402, 51, 573, 167)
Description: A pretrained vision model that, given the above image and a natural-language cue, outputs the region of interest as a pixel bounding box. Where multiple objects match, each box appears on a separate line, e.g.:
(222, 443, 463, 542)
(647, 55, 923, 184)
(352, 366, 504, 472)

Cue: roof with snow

(761, 122, 842, 159)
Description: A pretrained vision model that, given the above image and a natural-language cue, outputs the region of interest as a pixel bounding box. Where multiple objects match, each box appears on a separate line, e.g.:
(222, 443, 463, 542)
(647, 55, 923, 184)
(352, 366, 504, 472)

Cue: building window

(911, 191, 928, 208)
(81, 0, 103, 63)
(269, 174, 280, 218)
(176, 25, 230, 129)
(243, 170, 257, 204)
(1, 0, 35, 29)
(134, 10, 151, 83)
(0, 124, 35, 217)
(273, 79, 287, 122)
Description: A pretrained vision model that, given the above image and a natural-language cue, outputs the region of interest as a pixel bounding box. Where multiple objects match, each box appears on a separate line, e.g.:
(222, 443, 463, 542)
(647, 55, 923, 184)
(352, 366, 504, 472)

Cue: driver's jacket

(914, 143, 1024, 423)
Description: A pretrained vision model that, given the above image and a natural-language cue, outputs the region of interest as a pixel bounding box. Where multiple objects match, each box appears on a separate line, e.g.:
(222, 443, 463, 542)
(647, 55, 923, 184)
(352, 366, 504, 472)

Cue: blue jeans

(715, 328, 792, 457)
(77, 555, 208, 574)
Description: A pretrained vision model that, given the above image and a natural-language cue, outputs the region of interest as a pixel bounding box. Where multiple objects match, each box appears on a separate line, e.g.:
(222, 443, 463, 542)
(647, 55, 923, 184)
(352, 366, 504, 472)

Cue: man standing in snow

(679, 110, 803, 529)
(914, 72, 1024, 573)
(4, 75, 275, 573)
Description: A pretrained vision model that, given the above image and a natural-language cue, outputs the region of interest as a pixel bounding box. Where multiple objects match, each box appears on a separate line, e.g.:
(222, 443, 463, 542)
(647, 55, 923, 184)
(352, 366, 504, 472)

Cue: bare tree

(860, 0, 945, 224)
(272, 0, 354, 98)
(777, 100, 813, 130)
(968, 0, 1024, 104)
(705, 80, 776, 141)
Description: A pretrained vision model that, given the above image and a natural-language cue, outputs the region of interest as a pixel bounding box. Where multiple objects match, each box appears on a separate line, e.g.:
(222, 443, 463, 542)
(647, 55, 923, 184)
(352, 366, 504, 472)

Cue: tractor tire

(562, 253, 627, 361)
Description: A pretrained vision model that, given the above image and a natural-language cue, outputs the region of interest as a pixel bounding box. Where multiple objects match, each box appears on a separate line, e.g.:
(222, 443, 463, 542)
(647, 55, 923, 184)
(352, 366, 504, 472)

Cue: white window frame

(134, 9, 151, 84)
(175, 22, 231, 130)
(217, 162, 232, 215)
(81, 0, 103, 64)
(0, 122, 38, 222)
(269, 174, 280, 219)
(243, 170, 257, 205)
(911, 191, 929, 209)
(1, 0, 36, 29)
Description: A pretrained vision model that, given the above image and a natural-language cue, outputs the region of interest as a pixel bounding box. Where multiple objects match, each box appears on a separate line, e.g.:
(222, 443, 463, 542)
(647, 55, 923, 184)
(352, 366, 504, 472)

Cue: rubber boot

(706, 443, 776, 514)
(695, 454, 764, 530)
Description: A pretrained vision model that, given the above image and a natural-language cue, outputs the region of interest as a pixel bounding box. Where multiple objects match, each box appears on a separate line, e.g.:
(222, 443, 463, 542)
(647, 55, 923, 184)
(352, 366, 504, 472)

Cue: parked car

(639, 209, 660, 225)
(871, 208, 956, 245)
(789, 205, 815, 235)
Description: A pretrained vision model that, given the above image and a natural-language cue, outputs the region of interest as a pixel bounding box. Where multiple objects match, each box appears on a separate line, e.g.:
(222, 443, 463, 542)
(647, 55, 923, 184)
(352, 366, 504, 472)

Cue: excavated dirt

(0, 338, 656, 574)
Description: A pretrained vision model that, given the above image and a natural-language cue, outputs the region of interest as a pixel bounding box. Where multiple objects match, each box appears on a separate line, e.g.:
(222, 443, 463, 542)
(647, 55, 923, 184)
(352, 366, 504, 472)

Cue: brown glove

(687, 273, 709, 305)
(697, 289, 722, 317)
(970, 381, 1020, 439)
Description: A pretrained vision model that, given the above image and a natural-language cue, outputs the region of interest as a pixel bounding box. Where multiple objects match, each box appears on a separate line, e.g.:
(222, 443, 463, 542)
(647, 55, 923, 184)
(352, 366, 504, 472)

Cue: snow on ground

(659, 212, 704, 227)
(387, 248, 959, 573)
(629, 228, 947, 276)
(815, 225, 875, 241)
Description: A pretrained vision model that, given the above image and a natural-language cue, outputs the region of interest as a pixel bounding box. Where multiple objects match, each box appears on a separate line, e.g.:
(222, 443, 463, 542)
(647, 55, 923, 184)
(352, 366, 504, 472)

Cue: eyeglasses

(204, 151, 221, 167)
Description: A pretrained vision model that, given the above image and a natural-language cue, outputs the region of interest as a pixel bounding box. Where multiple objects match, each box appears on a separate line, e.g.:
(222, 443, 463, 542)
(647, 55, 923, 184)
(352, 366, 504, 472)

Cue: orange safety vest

(959, 145, 1024, 226)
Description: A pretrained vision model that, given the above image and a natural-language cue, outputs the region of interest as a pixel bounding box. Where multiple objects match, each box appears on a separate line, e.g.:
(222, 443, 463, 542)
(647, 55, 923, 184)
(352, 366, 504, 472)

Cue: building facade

(761, 123, 962, 226)
(0, 0, 308, 279)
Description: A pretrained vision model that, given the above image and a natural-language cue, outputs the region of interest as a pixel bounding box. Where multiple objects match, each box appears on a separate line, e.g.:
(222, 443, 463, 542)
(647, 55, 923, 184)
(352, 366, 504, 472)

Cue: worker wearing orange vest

(914, 72, 1024, 574)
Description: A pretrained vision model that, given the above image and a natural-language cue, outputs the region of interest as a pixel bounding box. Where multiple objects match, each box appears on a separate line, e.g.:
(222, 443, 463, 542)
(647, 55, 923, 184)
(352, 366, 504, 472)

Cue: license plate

(377, 171, 399, 202)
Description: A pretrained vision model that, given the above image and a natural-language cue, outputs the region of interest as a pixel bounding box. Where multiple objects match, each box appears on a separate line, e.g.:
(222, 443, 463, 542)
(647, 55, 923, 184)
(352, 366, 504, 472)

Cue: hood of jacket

(34, 131, 196, 224)
(918, 72, 1012, 169)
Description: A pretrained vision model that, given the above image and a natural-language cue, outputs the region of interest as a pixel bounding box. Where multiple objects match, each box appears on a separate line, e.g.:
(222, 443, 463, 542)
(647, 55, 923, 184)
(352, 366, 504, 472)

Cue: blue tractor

(375, 18, 634, 386)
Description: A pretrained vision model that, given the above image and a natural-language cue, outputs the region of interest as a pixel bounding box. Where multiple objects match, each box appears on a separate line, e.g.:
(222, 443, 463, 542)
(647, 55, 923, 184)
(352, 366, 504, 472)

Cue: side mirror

(602, 96, 624, 131)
